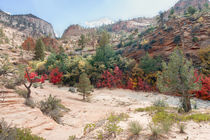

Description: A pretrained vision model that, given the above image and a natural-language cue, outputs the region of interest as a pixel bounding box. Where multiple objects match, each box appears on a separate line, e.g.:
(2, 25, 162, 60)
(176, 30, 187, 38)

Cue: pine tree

(78, 34, 86, 49)
(98, 31, 110, 47)
(34, 39, 45, 61)
(157, 49, 201, 112)
(77, 73, 93, 100)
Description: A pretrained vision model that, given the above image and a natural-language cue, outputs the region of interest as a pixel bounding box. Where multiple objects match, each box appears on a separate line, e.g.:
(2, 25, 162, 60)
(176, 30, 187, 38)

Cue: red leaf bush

(24, 71, 46, 83)
(194, 75, 210, 100)
(97, 66, 153, 91)
(49, 68, 63, 84)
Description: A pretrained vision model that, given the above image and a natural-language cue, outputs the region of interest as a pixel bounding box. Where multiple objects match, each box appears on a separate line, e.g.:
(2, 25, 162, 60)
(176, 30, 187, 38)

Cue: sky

(0, 0, 179, 37)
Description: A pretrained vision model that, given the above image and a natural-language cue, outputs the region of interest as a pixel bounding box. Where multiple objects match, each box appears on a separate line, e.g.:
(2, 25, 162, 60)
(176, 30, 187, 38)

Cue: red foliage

(24, 71, 46, 83)
(96, 66, 125, 88)
(49, 68, 63, 84)
(22, 37, 36, 51)
(96, 66, 153, 91)
(193, 75, 210, 100)
(126, 78, 134, 90)
(42, 37, 60, 52)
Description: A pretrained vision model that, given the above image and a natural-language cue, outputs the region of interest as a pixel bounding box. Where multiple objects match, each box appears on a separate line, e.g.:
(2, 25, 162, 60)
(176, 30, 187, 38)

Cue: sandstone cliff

(0, 10, 55, 38)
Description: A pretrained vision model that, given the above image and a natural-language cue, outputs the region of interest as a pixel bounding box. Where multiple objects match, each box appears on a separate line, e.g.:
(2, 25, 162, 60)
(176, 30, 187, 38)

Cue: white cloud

(84, 18, 114, 28)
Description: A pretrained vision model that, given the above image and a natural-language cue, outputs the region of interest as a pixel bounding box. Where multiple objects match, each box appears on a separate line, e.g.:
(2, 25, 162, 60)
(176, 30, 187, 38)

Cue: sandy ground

(0, 81, 210, 140)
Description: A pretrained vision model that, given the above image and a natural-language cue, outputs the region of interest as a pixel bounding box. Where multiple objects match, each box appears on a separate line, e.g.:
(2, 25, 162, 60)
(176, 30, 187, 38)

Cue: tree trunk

(83, 93, 85, 100)
(26, 87, 31, 98)
(182, 95, 191, 112)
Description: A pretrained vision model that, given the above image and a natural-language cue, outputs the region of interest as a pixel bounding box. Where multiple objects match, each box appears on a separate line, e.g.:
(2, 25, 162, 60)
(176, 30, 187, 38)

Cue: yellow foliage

(144, 72, 158, 86)
(36, 60, 46, 71)
(199, 47, 210, 75)
(197, 17, 204, 23)
(141, 39, 149, 46)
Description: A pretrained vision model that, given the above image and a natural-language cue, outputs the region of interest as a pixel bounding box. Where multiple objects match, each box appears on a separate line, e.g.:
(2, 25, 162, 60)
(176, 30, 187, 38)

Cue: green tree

(98, 31, 110, 47)
(187, 6, 197, 15)
(157, 11, 165, 27)
(204, 3, 209, 9)
(77, 73, 93, 100)
(139, 53, 162, 74)
(78, 34, 86, 49)
(168, 8, 174, 18)
(34, 39, 45, 61)
(157, 49, 201, 112)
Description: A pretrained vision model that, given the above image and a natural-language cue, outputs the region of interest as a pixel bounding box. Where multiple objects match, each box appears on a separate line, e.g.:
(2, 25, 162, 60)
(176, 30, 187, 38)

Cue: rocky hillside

(117, 11, 210, 65)
(171, 0, 209, 15)
(0, 10, 55, 38)
(62, 24, 96, 40)
(101, 17, 155, 33)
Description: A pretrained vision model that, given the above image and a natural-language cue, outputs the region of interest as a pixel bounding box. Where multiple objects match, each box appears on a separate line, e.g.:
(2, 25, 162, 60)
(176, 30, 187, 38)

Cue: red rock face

(62, 24, 95, 39)
(166, 0, 209, 17)
(122, 13, 210, 65)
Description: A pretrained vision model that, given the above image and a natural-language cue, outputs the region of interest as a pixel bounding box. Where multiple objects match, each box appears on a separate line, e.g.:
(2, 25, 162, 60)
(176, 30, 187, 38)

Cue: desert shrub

(159, 38, 164, 45)
(149, 123, 162, 140)
(98, 113, 127, 138)
(173, 35, 181, 45)
(143, 44, 152, 51)
(15, 88, 28, 98)
(84, 123, 96, 135)
(164, 26, 173, 32)
(183, 113, 210, 122)
(150, 40, 156, 45)
(39, 95, 66, 123)
(96, 130, 104, 140)
(153, 99, 168, 107)
(128, 121, 142, 136)
(68, 135, 76, 140)
(187, 6, 197, 15)
(0, 119, 44, 140)
(135, 106, 165, 113)
(192, 36, 199, 43)
(178, 123, 185, 133)
(4, 80, 16, 89)
(24, 98, 36, 108)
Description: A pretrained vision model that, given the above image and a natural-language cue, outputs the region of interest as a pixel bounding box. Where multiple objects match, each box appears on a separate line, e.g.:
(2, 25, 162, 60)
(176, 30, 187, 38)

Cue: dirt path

(0, 82, 210, 140)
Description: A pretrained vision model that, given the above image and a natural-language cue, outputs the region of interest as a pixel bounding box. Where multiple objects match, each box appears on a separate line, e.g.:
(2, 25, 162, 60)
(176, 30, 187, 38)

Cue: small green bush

(178, 123, 185, 133)
(149, 123, 162, 140)
(24, 98, 36, 108)
(39, 95, 67, 124)
(128, 121, 142, 136)
(0, 119, 44, 140)
(153, 99, 168, 107)
(84, 123, 96, 135)
(183, 113, 210, 122)
(68, 135, 76, 140)
(173, 35, 181, 45)
(15, 89, 28, 98)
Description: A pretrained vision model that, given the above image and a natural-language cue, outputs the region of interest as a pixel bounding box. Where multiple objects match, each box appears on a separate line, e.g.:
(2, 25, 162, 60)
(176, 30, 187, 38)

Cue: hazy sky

(0, 0, 179, 36)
